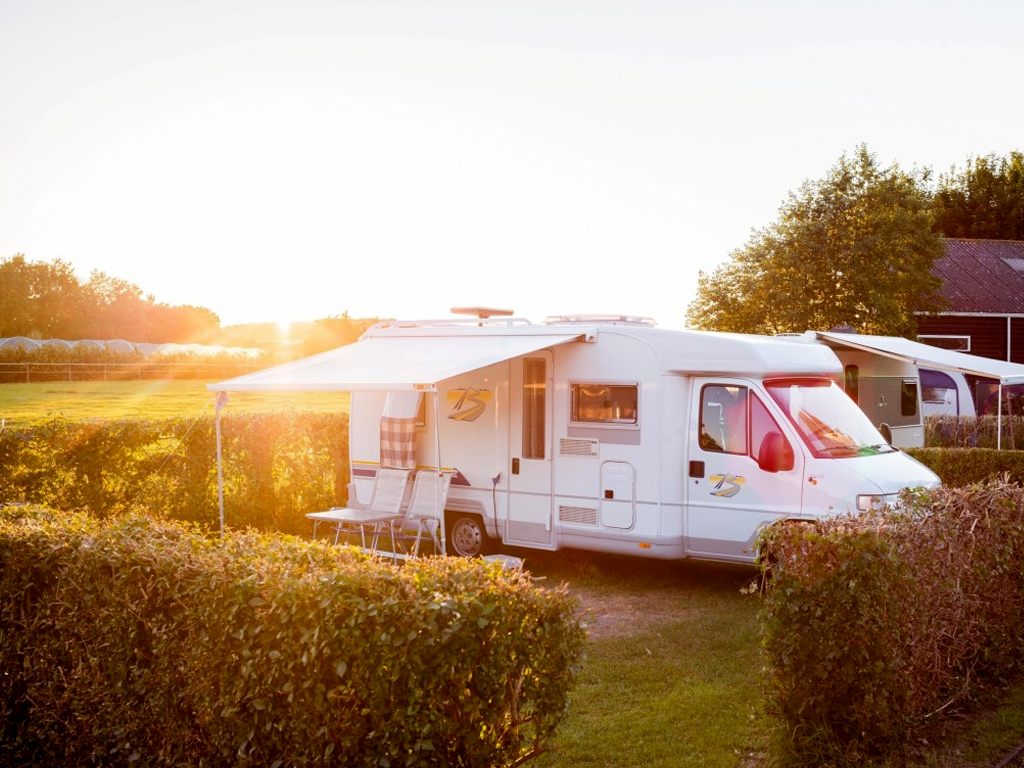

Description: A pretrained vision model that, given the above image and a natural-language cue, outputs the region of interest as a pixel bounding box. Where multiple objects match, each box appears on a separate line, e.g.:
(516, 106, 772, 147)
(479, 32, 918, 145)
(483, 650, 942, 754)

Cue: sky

(1, 0, 1023, 330)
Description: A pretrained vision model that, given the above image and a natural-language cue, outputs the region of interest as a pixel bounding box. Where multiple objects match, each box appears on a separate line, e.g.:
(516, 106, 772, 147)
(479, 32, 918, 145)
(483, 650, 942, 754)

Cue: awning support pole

(998, 384, 1003, 451)
(215, 392, 229, 537)
(434, 390, 445, 555)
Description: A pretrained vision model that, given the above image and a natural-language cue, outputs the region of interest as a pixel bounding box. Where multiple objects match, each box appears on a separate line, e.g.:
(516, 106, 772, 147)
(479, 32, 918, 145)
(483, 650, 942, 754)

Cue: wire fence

(0, 362, 262, 384)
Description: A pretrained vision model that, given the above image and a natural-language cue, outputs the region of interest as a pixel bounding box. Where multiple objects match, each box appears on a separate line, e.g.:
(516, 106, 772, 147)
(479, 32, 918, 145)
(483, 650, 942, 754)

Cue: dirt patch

(567, 584, 708, 640)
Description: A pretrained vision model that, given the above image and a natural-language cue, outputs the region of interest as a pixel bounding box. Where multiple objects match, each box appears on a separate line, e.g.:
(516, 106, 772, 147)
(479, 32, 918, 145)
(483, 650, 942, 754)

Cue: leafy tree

(303, 313, 381, 356)
(0, 255, 85, 338)
(687, 145, 945, 336)
(0, 254, 221, 342)
(932, 151, 1024, 239)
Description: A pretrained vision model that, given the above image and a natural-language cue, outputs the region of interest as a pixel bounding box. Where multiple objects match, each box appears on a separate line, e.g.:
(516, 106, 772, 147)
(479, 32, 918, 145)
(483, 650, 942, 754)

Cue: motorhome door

(507, 351, 555, 548)
(686, 378, 804, 560)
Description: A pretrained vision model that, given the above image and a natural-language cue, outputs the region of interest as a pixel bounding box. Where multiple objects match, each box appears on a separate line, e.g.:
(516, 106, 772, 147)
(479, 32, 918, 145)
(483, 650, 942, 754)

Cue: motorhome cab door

(507, 352, 555, 548)
(686, 378, 804, 560)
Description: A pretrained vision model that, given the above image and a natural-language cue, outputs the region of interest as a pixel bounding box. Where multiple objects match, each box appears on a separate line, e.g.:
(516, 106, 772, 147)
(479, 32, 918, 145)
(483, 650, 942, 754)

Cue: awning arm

(434, 391, 446, 555)
(215, 392, 229, 536)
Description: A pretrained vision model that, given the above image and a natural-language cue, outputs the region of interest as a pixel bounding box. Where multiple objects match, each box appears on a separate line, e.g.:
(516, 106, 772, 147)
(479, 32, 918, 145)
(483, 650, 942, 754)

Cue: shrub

(760, 481, 1024, 764)
(0, 506, 585, 766)
(0, 413, 349, 535)
(905, 447, 1024, 487)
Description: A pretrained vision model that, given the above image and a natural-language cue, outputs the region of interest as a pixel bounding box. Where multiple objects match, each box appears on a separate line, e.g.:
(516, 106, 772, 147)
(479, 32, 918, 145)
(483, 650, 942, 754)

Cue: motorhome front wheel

(447, 515, 486, 557)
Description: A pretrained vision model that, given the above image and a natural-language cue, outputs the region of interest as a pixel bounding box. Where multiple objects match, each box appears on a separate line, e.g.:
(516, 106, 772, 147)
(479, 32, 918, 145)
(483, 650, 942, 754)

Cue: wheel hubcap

(452, 519, 482, 556)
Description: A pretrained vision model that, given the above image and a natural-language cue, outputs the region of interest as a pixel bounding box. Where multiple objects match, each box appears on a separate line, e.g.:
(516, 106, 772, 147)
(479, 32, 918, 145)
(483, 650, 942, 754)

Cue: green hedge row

(0, 506, 585, 766)
(760, 481, 1024, 764)
(905, 446, 1024, 486)
(0, 413, 348, 535)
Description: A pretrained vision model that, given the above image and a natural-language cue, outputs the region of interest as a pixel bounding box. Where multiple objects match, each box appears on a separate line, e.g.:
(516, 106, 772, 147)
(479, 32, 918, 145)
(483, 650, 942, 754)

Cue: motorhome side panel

(548, 332, 685, 558)
(430, 362, 510, 540)
(349, 364, 511, 540)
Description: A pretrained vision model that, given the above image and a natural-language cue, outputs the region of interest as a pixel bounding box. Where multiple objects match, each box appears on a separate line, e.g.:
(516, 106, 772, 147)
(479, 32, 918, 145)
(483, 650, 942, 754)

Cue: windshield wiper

(864, 443, 897, 454)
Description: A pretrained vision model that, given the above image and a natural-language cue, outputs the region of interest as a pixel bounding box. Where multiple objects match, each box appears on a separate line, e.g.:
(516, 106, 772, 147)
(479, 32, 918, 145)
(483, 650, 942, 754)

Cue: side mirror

(879, 423, 893, 445)
(757, 432, 794, 473)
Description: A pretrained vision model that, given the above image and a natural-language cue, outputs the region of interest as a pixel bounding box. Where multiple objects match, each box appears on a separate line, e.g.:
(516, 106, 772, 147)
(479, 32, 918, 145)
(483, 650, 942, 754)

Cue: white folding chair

(401, 471, 453, 557)
(306, 469, 411, 554)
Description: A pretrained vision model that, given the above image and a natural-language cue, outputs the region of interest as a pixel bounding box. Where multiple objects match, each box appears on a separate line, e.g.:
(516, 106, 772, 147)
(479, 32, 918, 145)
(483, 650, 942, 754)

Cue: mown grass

(0, 380, 350, 425)
(519, 551, 767, 768)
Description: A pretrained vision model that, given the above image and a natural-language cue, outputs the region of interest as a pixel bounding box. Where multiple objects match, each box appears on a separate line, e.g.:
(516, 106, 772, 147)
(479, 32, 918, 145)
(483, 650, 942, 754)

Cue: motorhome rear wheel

(447, 514, 487, 557)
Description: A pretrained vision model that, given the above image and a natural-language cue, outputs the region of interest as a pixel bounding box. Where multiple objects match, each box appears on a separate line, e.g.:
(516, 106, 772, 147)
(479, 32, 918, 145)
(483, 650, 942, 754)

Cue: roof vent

(544, 314, 656, 327)
(451, 306, 514, 319)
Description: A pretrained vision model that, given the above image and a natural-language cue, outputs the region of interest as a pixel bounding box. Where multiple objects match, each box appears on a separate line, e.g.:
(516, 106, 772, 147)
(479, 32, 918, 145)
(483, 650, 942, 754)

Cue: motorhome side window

(901, 379, 918, 417)
(570, 384, 638, 425)
(844, 365, 859, 404)
(523, 358, 546, 459)
(700, 385, 748, 454)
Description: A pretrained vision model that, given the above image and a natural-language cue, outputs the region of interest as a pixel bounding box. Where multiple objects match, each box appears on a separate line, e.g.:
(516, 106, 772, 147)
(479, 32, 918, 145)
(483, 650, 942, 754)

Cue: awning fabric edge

(814, 332, 1024, 386)
(207, 333, 584, 393)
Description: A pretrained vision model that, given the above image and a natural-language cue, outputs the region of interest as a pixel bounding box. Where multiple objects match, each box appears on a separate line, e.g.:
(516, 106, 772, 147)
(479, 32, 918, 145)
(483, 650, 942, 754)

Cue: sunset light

(2, 1, 1022, 328)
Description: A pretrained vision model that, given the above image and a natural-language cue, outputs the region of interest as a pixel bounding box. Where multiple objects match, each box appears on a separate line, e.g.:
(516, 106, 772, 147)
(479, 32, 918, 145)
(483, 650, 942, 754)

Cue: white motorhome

(269, 313, 940, 564)
(211, 313, 940, 564)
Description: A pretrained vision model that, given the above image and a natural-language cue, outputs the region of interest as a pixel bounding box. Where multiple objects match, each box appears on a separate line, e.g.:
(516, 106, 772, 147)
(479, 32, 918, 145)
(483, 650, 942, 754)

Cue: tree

(303, 313, 381, 356)
(686, 145, 946, 336)
(0, 254, 223, 342)
(932, 151, 1024, 239)
(0, 255, 85, 338)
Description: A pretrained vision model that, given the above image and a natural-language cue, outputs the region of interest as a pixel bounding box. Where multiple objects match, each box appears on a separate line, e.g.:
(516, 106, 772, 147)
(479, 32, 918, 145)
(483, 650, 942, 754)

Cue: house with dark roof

(917, 239, 1024, 363)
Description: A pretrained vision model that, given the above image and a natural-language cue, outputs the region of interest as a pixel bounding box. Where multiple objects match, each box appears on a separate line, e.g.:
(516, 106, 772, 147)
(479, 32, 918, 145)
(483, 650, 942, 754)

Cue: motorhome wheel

(447, 514, 486, 557)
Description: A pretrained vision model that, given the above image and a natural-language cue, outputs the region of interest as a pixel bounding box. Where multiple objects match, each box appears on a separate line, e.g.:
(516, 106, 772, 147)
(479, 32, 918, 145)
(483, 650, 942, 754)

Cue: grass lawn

(515, 549, 1024, 768)
(0, 380, 350, 425)
(519, 551, 767, 768)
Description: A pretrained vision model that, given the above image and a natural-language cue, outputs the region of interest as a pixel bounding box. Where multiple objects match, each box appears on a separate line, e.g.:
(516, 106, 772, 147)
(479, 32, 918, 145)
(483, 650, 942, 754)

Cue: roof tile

(934, 239, 1024, 314)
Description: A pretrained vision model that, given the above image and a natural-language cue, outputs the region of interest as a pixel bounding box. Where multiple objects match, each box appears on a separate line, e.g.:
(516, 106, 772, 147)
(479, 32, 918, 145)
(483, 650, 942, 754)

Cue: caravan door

(685, 378, 804, 560)
(507, 351, 555, 548)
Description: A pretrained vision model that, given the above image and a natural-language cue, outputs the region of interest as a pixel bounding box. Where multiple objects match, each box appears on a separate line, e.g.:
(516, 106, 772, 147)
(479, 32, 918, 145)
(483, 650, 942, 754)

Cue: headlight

(856, 492, 900, 512)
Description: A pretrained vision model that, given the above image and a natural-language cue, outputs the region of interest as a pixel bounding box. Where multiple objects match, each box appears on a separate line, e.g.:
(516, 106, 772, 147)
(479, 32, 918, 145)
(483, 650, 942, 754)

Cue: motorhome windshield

(765, 378, 896, 458)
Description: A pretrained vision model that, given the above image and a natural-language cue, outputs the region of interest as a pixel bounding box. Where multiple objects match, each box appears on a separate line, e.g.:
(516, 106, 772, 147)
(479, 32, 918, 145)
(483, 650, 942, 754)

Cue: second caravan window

(570, 384, 638, 424)
(522, 358, 546, 459)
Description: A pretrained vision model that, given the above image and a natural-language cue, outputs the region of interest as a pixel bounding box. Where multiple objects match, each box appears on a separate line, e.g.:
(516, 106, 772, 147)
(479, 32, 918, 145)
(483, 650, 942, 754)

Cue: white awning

(814, 332, 1024, 386)
(208, 332, 585, 392)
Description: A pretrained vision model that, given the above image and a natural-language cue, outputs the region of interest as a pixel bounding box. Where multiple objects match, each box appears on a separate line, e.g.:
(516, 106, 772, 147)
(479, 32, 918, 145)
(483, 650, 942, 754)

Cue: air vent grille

(559, 505, 598, 525)
(559, 438, 599, 457)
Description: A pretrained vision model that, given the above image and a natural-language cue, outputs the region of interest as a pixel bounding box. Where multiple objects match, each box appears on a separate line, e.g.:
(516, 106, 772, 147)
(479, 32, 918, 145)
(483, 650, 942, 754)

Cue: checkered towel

(380, 416, 415, 469)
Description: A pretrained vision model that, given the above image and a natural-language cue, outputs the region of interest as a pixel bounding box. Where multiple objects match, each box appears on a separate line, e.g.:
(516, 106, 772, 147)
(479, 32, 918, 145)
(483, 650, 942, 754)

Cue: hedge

(0, 506, 585, 766)
(760, 481, 1024, 764)
(905, 447, 1024, 487)
(0, 413, 348, 535)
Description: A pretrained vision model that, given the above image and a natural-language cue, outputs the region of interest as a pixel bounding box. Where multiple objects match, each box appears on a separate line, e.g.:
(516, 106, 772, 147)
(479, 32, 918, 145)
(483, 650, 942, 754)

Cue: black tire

(445, 514, 488, 558)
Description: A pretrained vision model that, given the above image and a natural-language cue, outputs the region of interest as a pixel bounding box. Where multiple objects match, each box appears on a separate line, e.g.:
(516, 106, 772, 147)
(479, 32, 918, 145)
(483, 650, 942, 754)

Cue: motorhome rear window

(570, 384, 638, 425)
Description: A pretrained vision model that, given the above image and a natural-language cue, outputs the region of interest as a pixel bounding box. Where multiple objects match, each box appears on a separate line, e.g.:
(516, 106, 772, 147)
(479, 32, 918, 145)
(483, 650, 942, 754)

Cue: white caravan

(211, 314, 939, 564)
(782, 333, 926, 448)
(920, 368, 976, 418)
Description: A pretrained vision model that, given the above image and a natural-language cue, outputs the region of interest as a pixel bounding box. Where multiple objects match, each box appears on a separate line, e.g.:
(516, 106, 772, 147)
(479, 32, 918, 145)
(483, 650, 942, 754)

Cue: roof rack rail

(360, 316, 535, 338)
(544, 314, 657, 327)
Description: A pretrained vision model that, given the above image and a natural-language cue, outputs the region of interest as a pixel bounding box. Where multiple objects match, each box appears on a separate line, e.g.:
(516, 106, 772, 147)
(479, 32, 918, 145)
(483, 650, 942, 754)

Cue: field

(0, 380, 350, 425)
